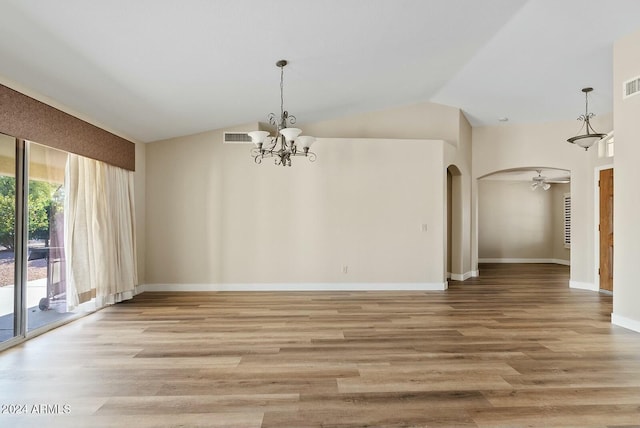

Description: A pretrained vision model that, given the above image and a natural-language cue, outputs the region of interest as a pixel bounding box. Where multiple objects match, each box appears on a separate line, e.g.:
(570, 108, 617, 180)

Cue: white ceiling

(1, 0, 639, 143)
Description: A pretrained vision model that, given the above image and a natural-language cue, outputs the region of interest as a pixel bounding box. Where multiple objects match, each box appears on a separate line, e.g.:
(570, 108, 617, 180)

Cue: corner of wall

(135, 141, 146, 284)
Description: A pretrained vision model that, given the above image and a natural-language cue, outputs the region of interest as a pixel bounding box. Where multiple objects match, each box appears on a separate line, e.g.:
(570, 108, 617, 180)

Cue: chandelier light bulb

(279, 127, 302, 143)
(297, 136, 316, 148)
(248, 131, 269, 146)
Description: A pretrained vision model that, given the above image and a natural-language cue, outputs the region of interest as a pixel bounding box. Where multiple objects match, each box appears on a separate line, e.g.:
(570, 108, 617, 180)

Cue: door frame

(594, 164, 614, 291)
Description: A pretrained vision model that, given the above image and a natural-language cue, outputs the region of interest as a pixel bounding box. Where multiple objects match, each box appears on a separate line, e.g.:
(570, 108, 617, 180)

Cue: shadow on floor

(0, 306, 73, 342)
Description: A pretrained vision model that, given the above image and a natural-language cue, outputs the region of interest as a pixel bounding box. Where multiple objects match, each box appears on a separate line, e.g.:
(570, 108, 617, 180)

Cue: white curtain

(64, 154, 137, 310)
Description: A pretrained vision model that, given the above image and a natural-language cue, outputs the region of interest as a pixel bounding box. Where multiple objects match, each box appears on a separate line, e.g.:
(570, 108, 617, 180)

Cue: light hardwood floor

(1, 263, 640, 427)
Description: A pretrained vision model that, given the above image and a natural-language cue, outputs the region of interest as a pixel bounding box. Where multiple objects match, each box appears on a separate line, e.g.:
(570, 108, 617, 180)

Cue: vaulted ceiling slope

(0, 0, 639, 143)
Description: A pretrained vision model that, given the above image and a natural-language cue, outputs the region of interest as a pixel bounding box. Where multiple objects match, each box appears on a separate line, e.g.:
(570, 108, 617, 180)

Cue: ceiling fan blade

(546, 176, 570, 184)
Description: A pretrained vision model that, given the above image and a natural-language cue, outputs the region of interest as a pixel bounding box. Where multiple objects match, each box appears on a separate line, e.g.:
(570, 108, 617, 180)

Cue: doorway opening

(446, 165, 463, 280)
(477, 167, 571, 266)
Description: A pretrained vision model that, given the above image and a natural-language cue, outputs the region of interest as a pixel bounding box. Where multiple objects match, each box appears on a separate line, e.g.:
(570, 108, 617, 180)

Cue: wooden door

(599, 168, 614, 292)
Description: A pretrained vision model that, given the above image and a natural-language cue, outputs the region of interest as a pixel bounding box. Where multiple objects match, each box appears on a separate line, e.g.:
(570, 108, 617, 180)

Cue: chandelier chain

(280, 64, 284, 123)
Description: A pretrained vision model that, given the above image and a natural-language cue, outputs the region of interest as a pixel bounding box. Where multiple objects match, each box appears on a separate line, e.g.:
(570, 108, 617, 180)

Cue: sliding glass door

(0, 137, 74, 345)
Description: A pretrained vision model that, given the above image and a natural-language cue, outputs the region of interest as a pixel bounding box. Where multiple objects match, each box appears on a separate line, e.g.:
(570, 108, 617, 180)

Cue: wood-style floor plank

(2, 263, 640, 427)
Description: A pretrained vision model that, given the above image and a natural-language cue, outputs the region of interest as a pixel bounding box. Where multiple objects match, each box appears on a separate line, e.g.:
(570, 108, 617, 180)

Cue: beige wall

(145, 127, 225, 284)
(613, 29, 640, 329)
(478, 180, 569, 262)
(145, 102, 470, 287)
(443, 111, 473, 279)
(472, 115, 611, 288)
(135, 141, 146, 284)
(224, 138, 445, 284)
(146, 135, 447, 286)
(299, 102, 461, 143)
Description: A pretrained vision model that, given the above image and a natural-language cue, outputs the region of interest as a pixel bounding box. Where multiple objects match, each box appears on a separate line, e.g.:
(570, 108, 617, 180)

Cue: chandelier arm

(260, 136, 276, 152)
(268, 112, 278, 127)
(586, 117, 599, 135)
(290, 151, 317, 161)
(286, 114, 296, 126)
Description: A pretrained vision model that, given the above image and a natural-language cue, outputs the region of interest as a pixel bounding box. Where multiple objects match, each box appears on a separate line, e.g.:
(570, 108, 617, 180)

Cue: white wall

(612, 29, 640, 331)
(472, 115, 611, 288)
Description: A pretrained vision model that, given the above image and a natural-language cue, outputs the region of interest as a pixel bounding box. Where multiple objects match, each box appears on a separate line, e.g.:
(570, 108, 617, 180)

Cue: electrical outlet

(342, 265, 348, 274)
(421, 223, 428, 232)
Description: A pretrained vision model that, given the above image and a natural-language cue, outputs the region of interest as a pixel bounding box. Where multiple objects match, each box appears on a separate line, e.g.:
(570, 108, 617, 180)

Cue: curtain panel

(64, 154, 137, 309)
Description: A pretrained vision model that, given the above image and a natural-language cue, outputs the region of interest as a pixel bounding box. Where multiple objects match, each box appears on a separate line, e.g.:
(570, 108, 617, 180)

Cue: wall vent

(223, 132, 252, 144)
(623, 76, 640, 99)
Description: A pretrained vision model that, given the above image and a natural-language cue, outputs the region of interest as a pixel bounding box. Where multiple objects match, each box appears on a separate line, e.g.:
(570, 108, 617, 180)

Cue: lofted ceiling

(0, 0, 639, 143)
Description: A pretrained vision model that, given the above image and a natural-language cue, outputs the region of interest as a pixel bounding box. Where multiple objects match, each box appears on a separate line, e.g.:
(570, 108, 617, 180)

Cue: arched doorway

(447, 165, 463, 279)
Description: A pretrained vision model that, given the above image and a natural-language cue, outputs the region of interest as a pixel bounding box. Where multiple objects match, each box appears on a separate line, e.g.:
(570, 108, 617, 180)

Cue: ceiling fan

(531, 170, 570, 190)
(531, 170, 550, 191)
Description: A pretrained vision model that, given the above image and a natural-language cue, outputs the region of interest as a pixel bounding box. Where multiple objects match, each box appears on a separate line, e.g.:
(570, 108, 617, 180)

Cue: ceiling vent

(623, 76, 640, 99)
(223, 132, 252, 144)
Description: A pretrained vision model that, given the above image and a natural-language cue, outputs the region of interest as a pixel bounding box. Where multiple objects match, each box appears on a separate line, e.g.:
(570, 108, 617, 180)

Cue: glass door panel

(26, 142, 71, 332)
(0, 133, 16, 343)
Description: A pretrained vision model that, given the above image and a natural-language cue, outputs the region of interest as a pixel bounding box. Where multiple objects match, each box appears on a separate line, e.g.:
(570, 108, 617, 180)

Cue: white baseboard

(450, 271, 475, 281)
(611, 313, 640, 333)
(479, 258, 570, 266)
(141, 282, 449, 292)
(569, 280, 598, 291)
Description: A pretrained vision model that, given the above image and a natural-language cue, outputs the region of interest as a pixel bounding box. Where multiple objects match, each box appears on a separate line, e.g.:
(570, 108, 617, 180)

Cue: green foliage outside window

(0, 176, 62, 251)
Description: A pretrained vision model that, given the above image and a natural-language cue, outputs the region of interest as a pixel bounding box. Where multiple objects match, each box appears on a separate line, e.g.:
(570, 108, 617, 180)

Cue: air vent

(623, 76, 640, 99)
(223, 132, 252, 144)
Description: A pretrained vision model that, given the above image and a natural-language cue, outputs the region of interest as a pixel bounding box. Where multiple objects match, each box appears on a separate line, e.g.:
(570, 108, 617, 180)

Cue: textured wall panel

(0, 84, 135, 171)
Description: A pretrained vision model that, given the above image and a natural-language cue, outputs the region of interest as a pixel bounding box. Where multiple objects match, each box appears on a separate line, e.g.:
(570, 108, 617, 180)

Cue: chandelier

(567, 87, 606, 151)
(248, 60, 316, 166)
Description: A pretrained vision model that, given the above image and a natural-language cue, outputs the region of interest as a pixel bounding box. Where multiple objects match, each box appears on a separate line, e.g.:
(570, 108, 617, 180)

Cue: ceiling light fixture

(531, 170, 551, 191)
(567, 87, 606, 151)
(248, 60, 316, 167)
